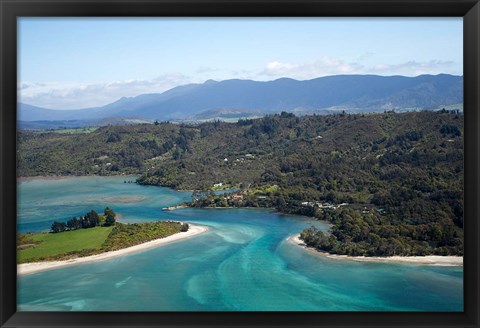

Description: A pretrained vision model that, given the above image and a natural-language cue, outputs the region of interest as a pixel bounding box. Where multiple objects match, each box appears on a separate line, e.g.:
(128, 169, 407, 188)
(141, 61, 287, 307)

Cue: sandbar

(18, 224, 208, 276)
(162, 204, 189, 211)
(287, 234, 463, 266)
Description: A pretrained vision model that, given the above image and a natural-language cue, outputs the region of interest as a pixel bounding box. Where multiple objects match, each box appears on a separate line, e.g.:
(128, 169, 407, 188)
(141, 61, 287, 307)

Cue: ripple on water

(20, 298, 87, 311)
(185, 271, 219, 306)
(208, 224, 264, 244)
(101, 196, 147, 203)
(17, 177, 464, 311)
(115, 276, 132, 288)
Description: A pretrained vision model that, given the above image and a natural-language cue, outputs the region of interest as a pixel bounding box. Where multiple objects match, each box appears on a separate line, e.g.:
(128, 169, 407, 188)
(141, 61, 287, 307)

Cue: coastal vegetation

(50, 207, 117, 233)
(102, 221, 190, 251)
(17, 110, 463, 257)
(18, 214, 189, 263)
(299, 206, 462, 257)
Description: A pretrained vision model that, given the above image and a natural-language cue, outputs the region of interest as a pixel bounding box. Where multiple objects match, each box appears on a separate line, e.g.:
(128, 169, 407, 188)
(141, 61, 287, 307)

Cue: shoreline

(287, 234, 463, 266)
(169, 205, 276, 211)
(162, 204, 189, 211)
(18, 224, 208, 276)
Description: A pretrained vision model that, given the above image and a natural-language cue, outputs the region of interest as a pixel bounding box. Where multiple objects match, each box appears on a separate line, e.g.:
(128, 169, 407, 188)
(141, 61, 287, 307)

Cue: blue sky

(18, 17, 463, 109)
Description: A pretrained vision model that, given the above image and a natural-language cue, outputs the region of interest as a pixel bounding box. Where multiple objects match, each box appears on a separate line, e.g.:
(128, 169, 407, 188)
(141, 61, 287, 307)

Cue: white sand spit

(287, 234, 463, 266)
(18, 224, 208, 276)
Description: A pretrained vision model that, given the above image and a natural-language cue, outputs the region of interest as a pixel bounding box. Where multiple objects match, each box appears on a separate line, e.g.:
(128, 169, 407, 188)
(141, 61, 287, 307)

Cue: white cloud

(261, 57, 365, 80)
(19, 59, 459, 110)
(370, 60, 455, 76)
(260, 57, 458, 80)
(19, 73, 193, 110)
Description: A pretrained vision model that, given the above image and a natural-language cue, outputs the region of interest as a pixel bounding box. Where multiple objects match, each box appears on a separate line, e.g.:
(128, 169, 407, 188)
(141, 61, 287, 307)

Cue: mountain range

(19, 74, 463, 124)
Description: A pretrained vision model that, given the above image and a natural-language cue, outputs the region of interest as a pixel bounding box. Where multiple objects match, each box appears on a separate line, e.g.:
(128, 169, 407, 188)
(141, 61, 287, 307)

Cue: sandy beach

(288, 234, 463, 266)
(18, 224, 208, 276)
(162, 204, 189, 211)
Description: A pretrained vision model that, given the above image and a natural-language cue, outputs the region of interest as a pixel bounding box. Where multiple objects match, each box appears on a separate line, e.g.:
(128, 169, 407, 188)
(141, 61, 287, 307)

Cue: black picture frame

(1, 0, 479, 327)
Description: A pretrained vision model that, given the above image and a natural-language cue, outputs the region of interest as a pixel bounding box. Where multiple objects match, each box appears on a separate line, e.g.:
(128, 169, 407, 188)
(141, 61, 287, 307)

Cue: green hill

(17, 110, 463, 256)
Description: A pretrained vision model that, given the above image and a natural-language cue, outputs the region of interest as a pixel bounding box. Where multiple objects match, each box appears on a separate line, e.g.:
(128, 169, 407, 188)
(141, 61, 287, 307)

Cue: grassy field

(17, 221, 188, 263)
(18, 226, 114, 263)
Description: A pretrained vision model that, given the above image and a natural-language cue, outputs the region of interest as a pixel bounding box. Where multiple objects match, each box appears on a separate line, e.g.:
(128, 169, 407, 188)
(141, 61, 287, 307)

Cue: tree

(83, 210, 100, 228)
(66, 217, 82, 230)
(275, 195, 286, 210)
(51, 221, 67, 233)
(104, 207, 116, 226)
(172, 147, 182, 160)
(104, 207, 115, 217)
(180, 223, 189, 232)
(106, 133, 121, 143)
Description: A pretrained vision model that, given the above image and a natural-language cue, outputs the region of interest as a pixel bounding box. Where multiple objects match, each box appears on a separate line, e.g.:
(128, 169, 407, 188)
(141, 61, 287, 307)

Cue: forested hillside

(17, 110, 463, 256)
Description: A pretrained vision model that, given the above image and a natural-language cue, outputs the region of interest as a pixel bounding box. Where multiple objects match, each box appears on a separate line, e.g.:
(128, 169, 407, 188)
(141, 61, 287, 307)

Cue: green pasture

(18, 226, 114, 263)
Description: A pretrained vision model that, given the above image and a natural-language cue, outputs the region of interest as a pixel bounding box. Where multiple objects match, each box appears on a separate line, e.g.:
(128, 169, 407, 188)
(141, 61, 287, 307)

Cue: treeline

(190, 187, 463, 256)
(50, 207, 116, 233)
(300, 207, 462, 257)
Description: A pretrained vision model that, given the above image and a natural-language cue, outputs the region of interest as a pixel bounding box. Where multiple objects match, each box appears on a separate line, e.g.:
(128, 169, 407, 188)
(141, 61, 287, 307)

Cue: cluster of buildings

(224, 193, 244, 201)
(300, 201, 349, 210)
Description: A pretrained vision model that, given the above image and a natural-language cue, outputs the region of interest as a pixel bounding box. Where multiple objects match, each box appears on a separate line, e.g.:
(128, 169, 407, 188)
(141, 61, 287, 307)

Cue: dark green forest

(17, 110, 464, 256)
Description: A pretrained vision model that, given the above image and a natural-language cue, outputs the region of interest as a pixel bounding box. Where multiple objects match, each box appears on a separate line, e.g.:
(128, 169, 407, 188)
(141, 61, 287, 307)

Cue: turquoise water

(17, 176, 463, 311)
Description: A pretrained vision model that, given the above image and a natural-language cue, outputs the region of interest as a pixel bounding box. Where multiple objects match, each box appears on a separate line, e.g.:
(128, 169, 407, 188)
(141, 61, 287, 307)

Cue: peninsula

(18, 224, 207, 275)
(17, 207, 208, 275)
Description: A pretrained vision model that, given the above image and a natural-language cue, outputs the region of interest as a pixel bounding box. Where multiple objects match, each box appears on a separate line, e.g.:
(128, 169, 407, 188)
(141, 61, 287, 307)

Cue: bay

(17, 176, 463, 311)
